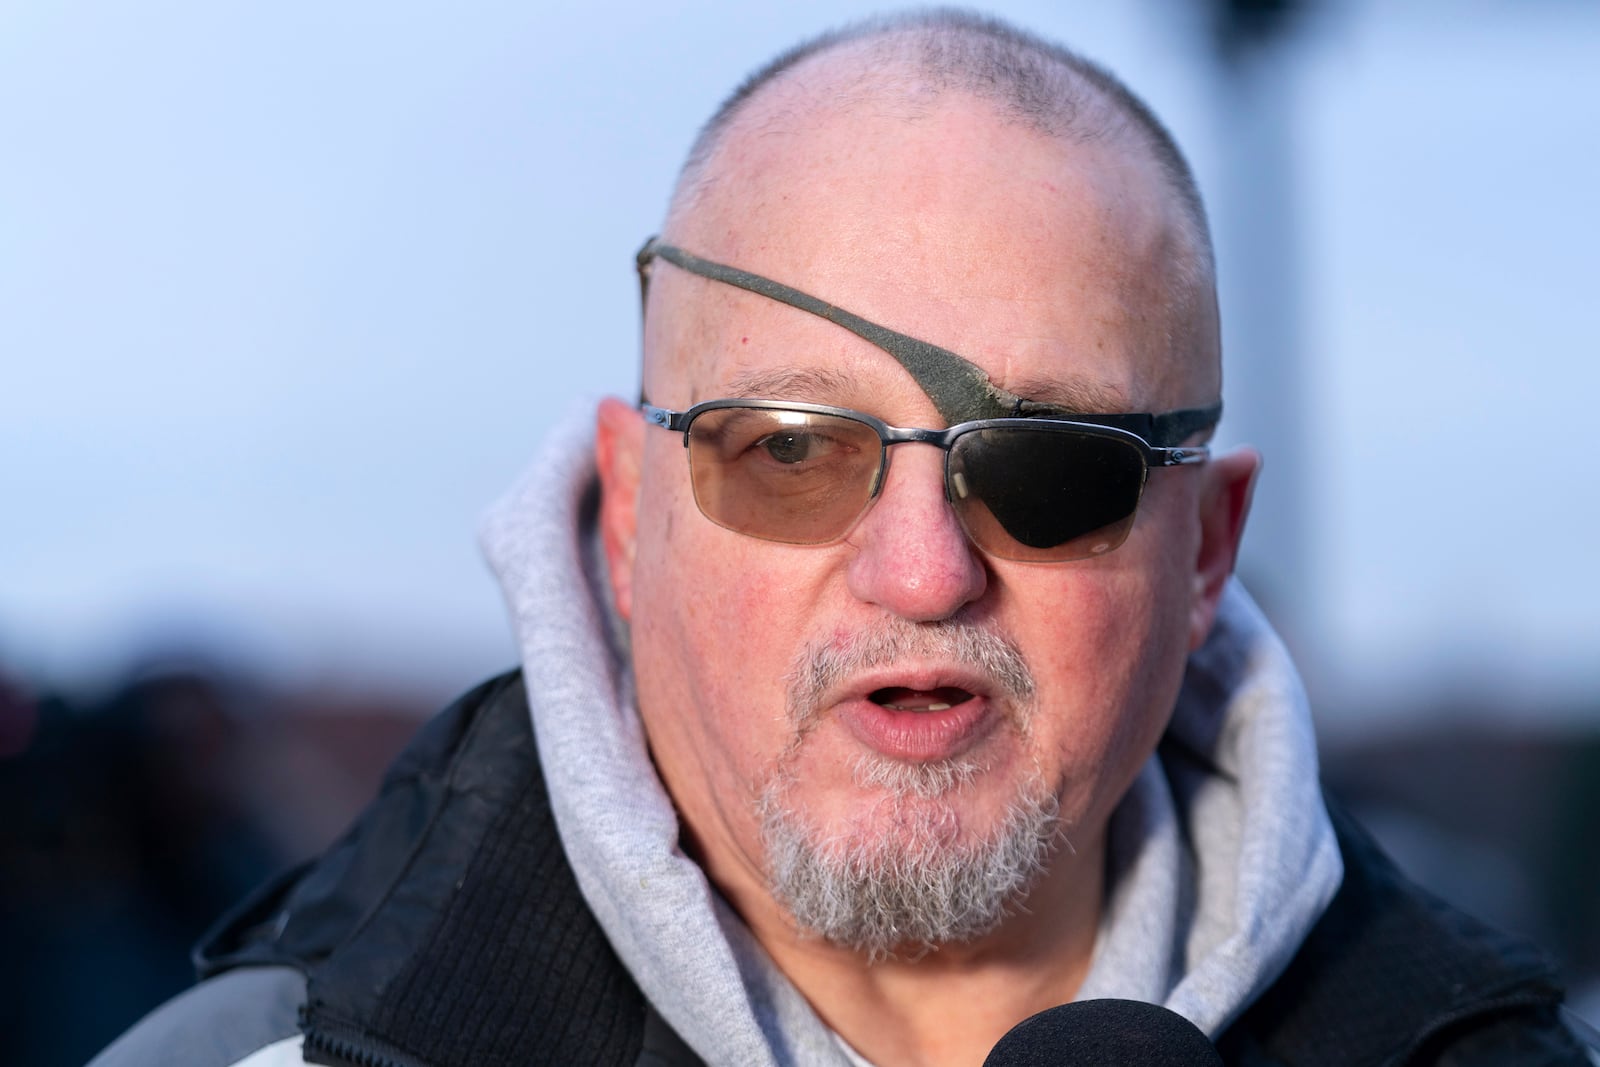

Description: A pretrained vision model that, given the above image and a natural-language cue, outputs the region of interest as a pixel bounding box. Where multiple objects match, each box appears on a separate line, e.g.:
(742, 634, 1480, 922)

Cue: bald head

(648, 10, 1221, 413)
(675, 11, 1209, 257)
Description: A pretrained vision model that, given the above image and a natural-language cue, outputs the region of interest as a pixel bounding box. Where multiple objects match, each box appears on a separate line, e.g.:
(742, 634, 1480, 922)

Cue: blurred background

(3, 0, 1596, 1062)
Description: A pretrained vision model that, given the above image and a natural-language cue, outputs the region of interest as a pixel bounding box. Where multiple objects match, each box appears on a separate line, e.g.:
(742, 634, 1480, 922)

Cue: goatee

(761, 620, 1063, 960)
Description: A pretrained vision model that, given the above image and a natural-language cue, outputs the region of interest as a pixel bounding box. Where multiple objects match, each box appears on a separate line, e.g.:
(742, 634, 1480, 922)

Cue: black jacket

(196, 672, 1592, 1066)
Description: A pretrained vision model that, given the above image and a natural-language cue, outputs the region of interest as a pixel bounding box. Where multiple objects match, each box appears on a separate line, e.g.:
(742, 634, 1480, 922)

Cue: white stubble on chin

(756, 618, 1065, 959)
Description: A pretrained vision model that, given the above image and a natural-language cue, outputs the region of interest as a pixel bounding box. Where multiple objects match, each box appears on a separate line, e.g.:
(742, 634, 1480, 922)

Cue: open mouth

(845, 682, 997, 761)
(868, 686, 977, 712)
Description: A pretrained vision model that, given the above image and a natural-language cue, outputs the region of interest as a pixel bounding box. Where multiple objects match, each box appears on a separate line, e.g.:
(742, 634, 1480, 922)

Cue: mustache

(785, 618, 1037, 731)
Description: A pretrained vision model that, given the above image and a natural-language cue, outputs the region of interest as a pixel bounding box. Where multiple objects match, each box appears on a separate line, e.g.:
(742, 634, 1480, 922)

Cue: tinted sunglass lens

(685, 407, 882, 543)
(948, 427, 1147, 561)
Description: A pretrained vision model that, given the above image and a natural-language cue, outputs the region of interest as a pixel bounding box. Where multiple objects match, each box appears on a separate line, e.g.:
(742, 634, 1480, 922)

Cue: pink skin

(595, 74, 1259, 1067)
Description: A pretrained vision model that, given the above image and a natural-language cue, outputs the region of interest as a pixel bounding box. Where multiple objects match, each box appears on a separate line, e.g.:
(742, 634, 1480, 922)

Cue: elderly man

(92, 11, 1591, 1067)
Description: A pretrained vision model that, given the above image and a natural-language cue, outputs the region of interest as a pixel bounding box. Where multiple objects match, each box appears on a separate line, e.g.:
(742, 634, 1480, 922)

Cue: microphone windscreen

(982, 999, 1222, 1066)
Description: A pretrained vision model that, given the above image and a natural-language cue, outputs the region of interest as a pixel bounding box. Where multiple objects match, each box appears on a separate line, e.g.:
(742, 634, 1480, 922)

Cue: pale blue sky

(3, 2, 1595, 727)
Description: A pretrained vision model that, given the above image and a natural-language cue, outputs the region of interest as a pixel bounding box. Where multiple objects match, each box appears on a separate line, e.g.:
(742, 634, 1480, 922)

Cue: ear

(595, 396, 645, 622)
(1187, 446, 1261, 651)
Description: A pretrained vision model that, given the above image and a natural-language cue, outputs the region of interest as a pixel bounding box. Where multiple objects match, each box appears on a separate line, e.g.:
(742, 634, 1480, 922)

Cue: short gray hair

(671, 7, 1213, 283)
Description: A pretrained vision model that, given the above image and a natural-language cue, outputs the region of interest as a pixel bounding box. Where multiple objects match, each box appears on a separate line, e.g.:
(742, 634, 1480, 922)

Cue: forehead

(654, 86, 1200, 414)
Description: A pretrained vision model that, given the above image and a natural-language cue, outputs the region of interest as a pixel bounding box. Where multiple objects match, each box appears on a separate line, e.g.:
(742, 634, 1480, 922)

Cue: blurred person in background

(88, 10, 1597, 1066)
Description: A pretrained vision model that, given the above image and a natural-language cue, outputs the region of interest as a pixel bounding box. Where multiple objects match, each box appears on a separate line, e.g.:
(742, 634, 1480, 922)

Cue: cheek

(1020, 557, 1191, 826)
(630, 457, 818, 790)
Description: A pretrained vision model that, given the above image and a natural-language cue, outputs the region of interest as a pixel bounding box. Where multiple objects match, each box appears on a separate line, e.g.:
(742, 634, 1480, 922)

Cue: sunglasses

(642, 399, 1216, 562)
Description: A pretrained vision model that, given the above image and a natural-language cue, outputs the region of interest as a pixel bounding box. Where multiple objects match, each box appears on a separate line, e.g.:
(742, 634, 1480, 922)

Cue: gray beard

(759, 620, 1062, 960)
(758, 765, 1060, 960)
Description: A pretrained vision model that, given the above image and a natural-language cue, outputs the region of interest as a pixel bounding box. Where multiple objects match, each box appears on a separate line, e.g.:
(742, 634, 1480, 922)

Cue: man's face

(600, 88, 1231, 956)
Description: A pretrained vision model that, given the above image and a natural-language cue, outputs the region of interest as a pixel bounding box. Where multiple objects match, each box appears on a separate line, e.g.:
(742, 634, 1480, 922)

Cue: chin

(755, 752, 1064, 959)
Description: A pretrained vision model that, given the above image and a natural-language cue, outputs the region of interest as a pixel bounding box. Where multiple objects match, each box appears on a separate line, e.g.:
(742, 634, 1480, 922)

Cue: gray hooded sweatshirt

(91, 410, 1343, 1067)
(478, 409, 1344, 1066)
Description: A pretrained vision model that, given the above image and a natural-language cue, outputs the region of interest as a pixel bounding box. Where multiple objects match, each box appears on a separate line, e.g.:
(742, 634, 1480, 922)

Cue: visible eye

(759, 430, 827, 464)
(694, 407, 875, 476)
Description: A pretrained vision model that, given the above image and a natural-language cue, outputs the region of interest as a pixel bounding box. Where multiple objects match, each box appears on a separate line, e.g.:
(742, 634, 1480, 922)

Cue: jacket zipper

(300, 1013, 435, 1067)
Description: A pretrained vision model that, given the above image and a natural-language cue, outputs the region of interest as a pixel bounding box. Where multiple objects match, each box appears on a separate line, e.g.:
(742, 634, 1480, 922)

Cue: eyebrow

(1004, 376, 1130, 415)
(719, 366, 1134, 421)
(719, 366, 858, 402)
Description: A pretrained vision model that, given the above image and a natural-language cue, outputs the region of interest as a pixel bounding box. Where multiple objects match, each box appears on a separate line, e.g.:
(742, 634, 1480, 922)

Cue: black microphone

(982, 999, 1223, 1066)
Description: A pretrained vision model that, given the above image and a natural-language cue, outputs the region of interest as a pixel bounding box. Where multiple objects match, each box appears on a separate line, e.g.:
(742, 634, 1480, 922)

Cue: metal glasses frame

(641, 397, 1210, 506)
(645, 398, 1209, 459)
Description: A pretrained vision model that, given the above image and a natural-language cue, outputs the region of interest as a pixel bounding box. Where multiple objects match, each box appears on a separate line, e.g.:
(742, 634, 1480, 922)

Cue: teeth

(887, 702, 952, 712)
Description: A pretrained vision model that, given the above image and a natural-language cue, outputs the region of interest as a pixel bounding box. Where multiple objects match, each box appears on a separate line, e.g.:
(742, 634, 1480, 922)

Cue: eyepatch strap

(635, 237, 1222, 442)
(1045, 404, 1224, 448)
(637, 237, 1019, 425)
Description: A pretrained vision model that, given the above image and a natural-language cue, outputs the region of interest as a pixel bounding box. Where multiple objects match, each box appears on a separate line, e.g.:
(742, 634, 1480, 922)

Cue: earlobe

(1187, 447, 1261, 650)
(595, 397, 645, 622)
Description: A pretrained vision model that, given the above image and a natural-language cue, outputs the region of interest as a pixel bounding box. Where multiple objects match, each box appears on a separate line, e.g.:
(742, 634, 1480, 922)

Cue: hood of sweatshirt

(481, 409, 1342, 1066)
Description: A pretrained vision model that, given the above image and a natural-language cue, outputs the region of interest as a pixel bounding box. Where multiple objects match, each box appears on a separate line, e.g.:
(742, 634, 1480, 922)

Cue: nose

(845, 445, 989, 621)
